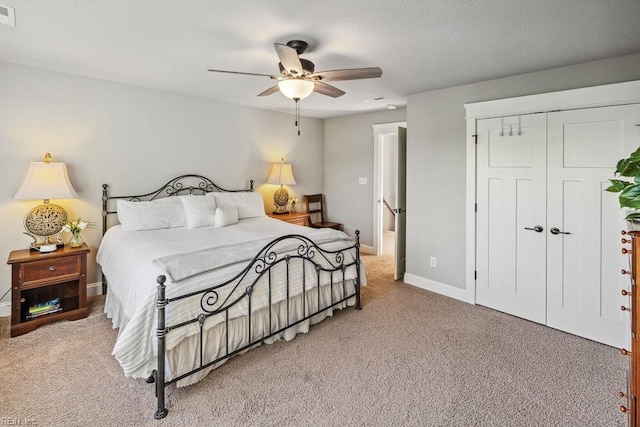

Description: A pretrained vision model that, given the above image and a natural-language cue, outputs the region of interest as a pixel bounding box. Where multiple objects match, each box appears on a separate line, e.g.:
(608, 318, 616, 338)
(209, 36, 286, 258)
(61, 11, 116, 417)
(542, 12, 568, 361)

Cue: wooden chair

(304, 194, 343, 230)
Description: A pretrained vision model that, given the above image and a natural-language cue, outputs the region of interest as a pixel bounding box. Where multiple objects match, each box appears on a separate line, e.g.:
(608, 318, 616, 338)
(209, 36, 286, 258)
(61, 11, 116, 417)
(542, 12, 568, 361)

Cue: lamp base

(29, 242, 64, 253)
(273, 186, 290, 215)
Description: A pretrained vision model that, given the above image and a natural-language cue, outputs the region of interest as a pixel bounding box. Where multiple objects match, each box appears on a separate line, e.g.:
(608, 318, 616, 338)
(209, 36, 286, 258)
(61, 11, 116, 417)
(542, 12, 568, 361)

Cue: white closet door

(546, 104, 639, 348)
(476, 113, 547, 323)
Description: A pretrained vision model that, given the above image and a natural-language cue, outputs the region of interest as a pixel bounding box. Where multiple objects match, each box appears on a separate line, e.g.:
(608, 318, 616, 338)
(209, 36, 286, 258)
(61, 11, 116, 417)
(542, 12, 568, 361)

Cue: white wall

(324, 109, 407, 247)
(0, 61, 324, 300)
(407, 53, 640, 292)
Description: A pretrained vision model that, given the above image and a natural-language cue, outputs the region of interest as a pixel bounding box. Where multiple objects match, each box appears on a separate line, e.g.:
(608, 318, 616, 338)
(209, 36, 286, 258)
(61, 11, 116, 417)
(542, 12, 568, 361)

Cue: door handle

(550, 227, 571, 235)
(524, 225, 543, 233)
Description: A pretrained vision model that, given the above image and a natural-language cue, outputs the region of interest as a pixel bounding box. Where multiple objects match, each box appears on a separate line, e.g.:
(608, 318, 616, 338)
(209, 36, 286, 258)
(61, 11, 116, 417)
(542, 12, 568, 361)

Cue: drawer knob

(622, 348, 632, 356)
(622, 289, 632, 296)
(622, 269, 631, 275)
(620, 391, 627, 398)
(622, 248, 632, 254)
(48, 265, 57, 272)
(622, 305, 631, 312)
(621, 405, 630, 413)
(622, 230, 628, 235)
(20, 298, 25, 303)
(623, 238, 631, 244)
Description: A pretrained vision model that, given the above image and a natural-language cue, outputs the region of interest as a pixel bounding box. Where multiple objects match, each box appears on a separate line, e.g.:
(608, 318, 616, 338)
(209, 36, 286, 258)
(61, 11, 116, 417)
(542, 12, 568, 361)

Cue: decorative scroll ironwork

(102, 175, 254, 234)
(153, 231, 362, 419)
(101, 175, 254, 294)
(101, 175, 361, 420)
(186, 234, 355, 315)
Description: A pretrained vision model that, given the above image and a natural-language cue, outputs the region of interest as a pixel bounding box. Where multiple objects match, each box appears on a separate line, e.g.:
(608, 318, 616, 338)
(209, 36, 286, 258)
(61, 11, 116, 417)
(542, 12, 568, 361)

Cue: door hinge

(472, 134, 478, 144)
(475, 203, 477, 212)
(474, 270, 477, 280)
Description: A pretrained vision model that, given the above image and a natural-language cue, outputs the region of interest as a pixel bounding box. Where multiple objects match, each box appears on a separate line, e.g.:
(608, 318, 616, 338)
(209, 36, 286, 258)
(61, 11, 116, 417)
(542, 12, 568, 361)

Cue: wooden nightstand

(7, 244, 90, 337)
(268, 211, 311, 227)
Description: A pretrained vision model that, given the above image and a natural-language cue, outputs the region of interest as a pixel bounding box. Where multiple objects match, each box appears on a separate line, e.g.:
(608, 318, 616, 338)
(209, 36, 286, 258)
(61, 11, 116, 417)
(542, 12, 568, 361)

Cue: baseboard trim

(0, 301, 10, 318)
(360, 244, 375, 255)
(87, 281, 104, 297)
(403, 273, 474, 304)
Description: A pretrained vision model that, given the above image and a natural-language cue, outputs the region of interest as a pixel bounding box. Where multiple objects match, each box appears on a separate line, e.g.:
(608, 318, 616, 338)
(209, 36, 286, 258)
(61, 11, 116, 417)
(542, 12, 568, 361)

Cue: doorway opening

(373, 121, 407, 280)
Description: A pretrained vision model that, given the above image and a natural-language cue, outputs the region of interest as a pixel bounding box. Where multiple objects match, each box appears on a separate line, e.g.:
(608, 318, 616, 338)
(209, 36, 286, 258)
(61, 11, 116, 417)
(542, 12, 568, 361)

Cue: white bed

(98, 176, 365, 418)
(98, 216, 362, 382)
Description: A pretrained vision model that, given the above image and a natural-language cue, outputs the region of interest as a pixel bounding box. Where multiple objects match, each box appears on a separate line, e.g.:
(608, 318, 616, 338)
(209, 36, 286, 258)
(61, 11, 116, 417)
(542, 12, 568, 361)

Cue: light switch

(358, 177, 367, 185)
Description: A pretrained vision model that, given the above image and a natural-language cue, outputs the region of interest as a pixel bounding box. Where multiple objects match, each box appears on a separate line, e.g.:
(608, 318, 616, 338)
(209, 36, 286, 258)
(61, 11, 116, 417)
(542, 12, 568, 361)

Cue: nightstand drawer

(287, 217, 308, 226)
(20, 256, 81, 287)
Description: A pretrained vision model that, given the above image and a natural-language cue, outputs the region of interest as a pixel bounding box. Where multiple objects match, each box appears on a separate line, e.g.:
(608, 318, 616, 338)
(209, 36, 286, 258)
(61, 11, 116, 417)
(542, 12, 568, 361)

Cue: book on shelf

(26, 297, 62, 319)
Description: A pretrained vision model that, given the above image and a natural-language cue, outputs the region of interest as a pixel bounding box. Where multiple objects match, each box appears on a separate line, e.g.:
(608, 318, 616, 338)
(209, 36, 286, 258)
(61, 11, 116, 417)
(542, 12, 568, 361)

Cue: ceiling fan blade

(208, 69, 278, 79)
(310, 67, 382, 81)
(274, 43, 303, 76)
(313, 81, 345, 98)
(257, 85, 281, 97)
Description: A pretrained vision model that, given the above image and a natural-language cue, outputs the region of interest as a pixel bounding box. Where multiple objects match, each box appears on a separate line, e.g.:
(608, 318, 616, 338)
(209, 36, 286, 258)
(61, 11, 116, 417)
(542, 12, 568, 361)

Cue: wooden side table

(267, 211, 311, 227)
(7, 244, 90, 337)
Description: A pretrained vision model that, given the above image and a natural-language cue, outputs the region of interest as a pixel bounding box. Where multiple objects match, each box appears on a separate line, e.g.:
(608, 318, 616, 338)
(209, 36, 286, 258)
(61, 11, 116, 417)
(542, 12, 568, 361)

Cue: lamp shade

(267, 162, 296, 186)
(13, 161, 78, 201)
(277, 79, 314, 101)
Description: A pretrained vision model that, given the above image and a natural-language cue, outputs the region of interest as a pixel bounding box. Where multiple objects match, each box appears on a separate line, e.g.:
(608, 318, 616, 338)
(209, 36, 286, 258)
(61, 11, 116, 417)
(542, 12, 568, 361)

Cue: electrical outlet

(430, 256, 437, 268)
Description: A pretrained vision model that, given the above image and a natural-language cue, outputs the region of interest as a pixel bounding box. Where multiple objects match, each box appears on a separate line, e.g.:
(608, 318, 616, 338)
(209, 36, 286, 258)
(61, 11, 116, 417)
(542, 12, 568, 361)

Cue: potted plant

(605, 146, 640, 224)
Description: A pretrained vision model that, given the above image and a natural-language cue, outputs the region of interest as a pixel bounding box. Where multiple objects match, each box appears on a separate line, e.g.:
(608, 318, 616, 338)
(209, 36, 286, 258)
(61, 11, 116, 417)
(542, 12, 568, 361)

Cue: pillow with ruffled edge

(214, 205, 239, 228)
(117, 197, 186, 231)
(181, 195, 217, 229)
(213, 192, 265, 219)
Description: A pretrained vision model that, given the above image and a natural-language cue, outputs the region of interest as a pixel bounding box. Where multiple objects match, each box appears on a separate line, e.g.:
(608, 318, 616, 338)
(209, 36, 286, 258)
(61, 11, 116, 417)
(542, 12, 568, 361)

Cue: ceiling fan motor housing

(279, 58, 315, 75)
(286, 40, 309, 55)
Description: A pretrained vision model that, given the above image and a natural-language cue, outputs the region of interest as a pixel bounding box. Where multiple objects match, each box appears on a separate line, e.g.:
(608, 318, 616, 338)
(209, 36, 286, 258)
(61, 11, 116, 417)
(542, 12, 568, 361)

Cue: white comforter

(97, 217, 362, 380)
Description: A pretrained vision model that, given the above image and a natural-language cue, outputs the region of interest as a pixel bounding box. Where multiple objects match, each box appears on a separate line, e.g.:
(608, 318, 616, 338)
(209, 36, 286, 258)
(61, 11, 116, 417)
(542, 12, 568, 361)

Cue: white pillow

(117, 197, 186, 231)
(213, 192, 265, 219)
(214, 206, 239, 228)
(181, 195, 217, 229)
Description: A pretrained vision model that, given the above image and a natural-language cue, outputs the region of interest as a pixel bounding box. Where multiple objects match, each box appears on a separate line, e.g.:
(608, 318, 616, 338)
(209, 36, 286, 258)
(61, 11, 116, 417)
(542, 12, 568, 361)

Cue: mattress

(97, 216, 364, 384)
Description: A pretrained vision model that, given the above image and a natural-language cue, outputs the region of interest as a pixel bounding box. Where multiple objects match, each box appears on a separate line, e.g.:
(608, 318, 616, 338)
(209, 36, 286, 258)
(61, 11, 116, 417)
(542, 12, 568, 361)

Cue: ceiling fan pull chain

(296, 100, 301, 136)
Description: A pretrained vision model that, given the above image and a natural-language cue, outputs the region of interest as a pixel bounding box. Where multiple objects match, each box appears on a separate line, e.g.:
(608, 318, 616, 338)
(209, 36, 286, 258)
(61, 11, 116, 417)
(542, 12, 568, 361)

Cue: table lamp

(13, 153, 78, 252)
(267, 158, 296, 214)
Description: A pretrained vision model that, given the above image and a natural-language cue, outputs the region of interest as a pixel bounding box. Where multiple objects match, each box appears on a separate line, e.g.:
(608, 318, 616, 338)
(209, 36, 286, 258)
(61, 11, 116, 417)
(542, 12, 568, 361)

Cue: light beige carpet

(0, 251, 627, 426)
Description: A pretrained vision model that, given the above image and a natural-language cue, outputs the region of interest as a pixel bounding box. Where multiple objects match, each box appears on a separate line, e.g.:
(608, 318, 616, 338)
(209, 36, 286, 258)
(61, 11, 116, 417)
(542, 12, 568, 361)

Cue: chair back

(304, 194, 326, 226)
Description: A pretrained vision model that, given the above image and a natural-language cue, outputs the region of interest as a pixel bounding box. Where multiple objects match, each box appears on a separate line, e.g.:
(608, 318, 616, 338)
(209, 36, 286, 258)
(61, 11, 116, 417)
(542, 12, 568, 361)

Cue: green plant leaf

(606, 179, 633, 192)
(626, 211, 640, 221)
(619, 184, 640, 208)
(617, 158, 640, 177)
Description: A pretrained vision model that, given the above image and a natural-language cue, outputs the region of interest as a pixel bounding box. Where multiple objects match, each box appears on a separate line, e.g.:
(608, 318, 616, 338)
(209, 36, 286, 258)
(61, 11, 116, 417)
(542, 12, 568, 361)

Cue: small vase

(69, 233, 84, 248)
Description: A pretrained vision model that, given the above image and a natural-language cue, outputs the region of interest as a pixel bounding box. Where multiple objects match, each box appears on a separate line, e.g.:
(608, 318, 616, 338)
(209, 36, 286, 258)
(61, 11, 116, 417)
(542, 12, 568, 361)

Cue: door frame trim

(464, 80, 640, 305)
(372, 121, 407, 256)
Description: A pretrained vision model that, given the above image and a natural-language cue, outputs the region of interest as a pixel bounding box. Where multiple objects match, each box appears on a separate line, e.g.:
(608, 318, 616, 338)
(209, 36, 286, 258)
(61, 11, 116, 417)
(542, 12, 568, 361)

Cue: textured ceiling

(1, 0, 640, 118)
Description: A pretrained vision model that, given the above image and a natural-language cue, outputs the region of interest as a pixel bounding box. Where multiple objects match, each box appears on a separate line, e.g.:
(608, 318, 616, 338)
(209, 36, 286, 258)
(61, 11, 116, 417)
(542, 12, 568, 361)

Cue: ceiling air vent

(0, 4, 16, 27)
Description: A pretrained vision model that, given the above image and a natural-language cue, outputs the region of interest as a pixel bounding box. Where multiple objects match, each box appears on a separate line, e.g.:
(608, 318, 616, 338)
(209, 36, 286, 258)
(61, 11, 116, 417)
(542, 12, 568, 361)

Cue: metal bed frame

(101, 175, 362, 419)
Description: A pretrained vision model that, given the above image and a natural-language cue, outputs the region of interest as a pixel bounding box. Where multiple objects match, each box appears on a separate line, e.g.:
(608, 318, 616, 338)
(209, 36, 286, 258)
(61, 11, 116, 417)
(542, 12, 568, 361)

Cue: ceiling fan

(208, 40, 383, 135)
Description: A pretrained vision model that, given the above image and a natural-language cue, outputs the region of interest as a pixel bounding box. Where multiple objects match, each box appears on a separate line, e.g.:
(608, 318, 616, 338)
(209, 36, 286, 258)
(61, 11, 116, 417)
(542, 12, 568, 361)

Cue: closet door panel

(476, 114, 547, 323)
(546, 104, 639, 348)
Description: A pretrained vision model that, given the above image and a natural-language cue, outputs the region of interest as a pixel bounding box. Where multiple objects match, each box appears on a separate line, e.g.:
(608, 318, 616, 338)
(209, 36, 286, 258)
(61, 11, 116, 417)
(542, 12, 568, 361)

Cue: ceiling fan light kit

(277, 79, 315, 101)
(208, 39, 383, 135)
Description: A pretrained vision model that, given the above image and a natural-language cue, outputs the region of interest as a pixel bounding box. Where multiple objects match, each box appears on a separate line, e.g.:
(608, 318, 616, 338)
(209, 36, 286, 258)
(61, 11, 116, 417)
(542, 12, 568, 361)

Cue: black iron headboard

(101, 174, 253, 292)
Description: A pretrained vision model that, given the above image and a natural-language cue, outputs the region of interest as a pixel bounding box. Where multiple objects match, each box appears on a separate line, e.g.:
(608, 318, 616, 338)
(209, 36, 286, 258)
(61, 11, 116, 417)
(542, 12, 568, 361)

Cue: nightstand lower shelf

(8, 244, 90, 337)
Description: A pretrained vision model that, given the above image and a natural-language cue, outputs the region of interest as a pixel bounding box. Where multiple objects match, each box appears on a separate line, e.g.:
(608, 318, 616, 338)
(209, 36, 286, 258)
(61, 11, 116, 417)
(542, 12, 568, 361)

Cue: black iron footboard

(152, 231, 362, 419)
